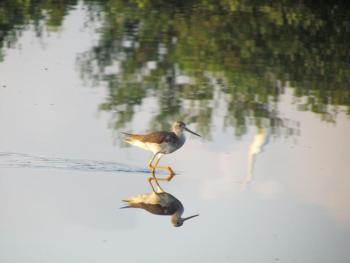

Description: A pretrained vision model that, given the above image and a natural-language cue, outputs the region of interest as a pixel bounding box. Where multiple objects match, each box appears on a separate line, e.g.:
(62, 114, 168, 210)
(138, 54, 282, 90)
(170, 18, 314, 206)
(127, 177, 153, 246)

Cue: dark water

(1, 1, 350, 263)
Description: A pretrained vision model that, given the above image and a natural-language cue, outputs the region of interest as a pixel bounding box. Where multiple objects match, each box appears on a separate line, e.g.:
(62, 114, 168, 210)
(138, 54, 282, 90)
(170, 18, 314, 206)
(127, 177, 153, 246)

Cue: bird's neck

(171, 209, 184, 224)
(174, 204, 184, 218)
(177, 132, 186, 147)
(173, 129, 185, 139)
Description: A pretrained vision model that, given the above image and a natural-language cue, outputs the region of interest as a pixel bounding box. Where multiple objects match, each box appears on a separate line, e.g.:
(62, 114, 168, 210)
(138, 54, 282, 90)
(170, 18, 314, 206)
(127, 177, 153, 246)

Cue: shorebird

(121, 190, 199, 227)
(122, 121, 200, 184)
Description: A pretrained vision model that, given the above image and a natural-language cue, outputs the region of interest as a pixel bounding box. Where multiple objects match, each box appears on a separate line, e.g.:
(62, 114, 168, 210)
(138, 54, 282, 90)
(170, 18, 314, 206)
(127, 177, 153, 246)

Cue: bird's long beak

(182, 214, 199, 222)
(185, 127, 201, 137)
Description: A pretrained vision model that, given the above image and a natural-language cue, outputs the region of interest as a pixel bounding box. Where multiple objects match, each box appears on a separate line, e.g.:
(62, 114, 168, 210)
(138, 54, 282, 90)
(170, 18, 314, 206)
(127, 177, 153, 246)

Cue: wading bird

(121, 189, 199, 227)
(122, 121, 200, 184)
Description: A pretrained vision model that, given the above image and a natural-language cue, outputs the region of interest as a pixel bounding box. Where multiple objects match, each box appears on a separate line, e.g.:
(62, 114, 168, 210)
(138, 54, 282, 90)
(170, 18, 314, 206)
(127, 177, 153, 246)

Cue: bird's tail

(120, 205, 132, 209)
(120, 199, 133, 209)
(121, 132, 145, 145)
(121, 132, 134, 144)
(120, 193, 151, 209)
(120, 199, 143, 209)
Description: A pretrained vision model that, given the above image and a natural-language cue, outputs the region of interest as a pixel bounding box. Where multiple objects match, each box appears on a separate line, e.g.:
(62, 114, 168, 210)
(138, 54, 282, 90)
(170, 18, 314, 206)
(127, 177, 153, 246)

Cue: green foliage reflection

(1, 0, 349, 137)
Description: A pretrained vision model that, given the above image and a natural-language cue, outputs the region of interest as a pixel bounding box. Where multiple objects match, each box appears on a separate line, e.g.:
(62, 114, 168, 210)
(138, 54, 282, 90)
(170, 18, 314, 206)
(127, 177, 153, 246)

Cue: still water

(0, 1, 349, 262)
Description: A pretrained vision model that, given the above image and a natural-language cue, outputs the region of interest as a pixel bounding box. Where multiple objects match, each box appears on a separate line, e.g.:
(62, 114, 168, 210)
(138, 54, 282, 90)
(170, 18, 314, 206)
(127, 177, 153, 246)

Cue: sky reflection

(0, 2, 349, 263)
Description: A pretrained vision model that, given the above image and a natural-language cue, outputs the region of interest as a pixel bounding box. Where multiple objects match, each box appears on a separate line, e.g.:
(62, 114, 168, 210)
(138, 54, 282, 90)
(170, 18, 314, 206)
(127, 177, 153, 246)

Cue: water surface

(0, 1, 349, 263)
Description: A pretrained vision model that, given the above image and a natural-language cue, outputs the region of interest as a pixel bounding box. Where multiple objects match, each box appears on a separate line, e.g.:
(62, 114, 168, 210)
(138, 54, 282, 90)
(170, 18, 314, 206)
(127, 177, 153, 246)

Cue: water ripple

(0, 152, 149, 174)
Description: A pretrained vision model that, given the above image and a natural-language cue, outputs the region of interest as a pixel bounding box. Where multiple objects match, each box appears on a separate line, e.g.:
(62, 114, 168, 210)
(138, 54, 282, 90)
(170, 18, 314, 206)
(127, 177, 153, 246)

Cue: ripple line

(0, 152, 149, 174)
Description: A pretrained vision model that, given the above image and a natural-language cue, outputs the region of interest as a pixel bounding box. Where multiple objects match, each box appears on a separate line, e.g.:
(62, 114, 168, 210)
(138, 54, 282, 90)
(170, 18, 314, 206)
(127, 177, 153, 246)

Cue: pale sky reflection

(183, 89, 350, 226)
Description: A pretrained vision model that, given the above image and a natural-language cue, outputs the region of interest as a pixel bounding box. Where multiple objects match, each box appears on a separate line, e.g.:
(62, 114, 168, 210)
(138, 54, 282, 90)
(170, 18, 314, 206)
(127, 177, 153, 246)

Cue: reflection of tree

(1, 0, 349, 137)
(0, 0, 77, 60)
(77, 0, 349, 136)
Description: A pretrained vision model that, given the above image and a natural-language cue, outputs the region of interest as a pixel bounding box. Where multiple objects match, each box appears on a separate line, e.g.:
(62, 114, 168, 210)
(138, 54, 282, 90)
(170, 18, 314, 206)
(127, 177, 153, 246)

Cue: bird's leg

(147, 177, 166, 193)
(146, 153, 167, 192)
(155, 166, 175, 177)
(152, 156, 175, 179)
(151, 173, 175, 182)
(147, 154, 175, 185)
(147, 177, 157, 193)
(148, 169, 164, 193)
(147, 153, 158, 171)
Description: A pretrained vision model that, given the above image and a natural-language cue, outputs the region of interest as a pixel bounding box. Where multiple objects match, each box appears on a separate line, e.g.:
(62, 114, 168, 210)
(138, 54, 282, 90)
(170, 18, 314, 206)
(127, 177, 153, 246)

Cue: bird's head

(171, 214, 199, 227)
(172, 121, 201, 137)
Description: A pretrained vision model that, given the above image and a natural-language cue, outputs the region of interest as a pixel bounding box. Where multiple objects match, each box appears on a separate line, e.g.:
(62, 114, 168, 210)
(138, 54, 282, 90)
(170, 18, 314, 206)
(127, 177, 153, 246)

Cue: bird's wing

(140, 132, 177, 144)
(140, 203, 176, 215)
(122, 202, 175, 215)
(121, 131, 177, 144)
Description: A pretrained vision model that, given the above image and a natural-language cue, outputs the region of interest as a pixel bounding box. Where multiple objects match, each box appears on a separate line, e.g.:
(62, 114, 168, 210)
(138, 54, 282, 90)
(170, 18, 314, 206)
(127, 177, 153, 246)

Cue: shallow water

(0, 1, 350, 263)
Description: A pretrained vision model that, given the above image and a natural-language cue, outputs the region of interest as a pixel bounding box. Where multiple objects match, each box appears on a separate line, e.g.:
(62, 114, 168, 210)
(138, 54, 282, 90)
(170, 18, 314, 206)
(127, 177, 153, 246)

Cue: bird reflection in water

(121, 174, 199, 227)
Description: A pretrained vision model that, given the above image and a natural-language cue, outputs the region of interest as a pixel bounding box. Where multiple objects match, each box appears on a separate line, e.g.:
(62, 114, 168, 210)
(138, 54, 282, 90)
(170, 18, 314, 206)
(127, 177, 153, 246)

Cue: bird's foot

(167, 167, 175, 176)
